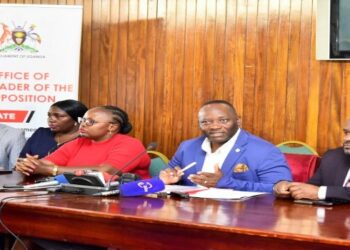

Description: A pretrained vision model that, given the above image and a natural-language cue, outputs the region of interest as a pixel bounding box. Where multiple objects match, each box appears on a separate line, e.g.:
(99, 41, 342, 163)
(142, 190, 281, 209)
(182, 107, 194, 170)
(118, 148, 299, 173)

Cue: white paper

(189, 188, 266, 200)
(162, 185, 207, 194)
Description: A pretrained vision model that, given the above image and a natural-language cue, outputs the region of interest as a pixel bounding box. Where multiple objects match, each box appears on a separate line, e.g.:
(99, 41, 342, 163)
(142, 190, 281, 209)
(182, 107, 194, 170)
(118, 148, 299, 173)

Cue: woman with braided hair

(15, 105, 151, 180)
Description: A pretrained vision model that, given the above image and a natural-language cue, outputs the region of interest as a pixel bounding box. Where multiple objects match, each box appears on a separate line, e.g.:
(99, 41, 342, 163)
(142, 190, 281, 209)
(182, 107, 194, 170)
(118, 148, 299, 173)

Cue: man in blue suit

(160, 100, 292, 193)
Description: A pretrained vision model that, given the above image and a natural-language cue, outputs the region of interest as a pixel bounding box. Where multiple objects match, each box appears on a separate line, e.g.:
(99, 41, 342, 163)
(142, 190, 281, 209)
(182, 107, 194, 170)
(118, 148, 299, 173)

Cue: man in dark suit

(274, 119, 350, 202)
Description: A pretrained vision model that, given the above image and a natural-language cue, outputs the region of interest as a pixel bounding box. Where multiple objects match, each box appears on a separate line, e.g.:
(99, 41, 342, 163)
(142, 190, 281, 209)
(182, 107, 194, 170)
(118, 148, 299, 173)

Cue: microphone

(106, 142, 158, 188)
(20, 174, 69, 190)
(119, 177, 165, 197)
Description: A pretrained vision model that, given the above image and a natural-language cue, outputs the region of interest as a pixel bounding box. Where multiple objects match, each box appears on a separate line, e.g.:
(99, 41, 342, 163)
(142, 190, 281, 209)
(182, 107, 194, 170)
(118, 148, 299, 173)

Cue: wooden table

(0, 192, 349, 250)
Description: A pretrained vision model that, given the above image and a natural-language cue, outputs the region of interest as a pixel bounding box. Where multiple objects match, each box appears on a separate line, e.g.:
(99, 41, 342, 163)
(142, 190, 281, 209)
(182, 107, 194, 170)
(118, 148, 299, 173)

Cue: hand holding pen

(159, 162, 197, 185)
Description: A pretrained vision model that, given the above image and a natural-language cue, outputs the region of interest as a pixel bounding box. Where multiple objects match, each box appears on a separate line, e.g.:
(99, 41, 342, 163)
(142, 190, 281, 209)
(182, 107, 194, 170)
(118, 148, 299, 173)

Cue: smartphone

(170, 191, 190, 199)
(294, 199, 333, 206)
(312, 200, 333, 206)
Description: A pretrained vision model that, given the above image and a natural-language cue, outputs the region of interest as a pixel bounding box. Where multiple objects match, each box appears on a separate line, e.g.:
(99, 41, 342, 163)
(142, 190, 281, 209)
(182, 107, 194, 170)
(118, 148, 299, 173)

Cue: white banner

(0, 4, 82, 137)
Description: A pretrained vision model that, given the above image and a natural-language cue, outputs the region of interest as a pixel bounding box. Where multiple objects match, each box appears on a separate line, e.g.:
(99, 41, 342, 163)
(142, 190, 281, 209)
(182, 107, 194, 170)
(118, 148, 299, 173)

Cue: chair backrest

(277, 141, 319, 182)
(283, 153, 320, 182)
(276, 140, 318, 155)
(147, 151, 169, 177)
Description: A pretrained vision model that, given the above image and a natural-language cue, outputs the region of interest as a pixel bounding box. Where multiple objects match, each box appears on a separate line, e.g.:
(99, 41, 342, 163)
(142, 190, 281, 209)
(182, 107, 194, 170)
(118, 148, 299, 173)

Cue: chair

(276, 140, 318, 155)
(277, 141, 319, 182)
(147, 150, 169, 177)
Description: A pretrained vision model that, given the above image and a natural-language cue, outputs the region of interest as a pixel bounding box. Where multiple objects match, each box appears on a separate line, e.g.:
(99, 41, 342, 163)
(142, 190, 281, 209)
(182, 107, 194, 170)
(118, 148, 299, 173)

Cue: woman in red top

(15, 105, 151, 179)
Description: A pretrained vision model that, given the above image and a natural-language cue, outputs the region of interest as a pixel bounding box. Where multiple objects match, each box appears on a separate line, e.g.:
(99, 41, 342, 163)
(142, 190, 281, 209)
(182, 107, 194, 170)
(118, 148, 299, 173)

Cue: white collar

(201, 128, 241, 154)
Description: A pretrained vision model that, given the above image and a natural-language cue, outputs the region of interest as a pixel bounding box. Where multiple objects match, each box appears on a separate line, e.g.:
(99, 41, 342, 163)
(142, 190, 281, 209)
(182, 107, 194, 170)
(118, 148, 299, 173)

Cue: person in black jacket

(274, 119, 350, 202)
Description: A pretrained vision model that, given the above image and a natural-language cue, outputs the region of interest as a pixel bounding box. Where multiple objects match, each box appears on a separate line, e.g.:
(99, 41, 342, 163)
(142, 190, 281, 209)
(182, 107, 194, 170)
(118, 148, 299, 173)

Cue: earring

(74, 122, 78, 126)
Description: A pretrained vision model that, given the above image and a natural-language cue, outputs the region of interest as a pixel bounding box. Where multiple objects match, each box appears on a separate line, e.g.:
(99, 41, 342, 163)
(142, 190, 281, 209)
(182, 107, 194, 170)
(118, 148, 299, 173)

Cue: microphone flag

(120, 177, 165, 197)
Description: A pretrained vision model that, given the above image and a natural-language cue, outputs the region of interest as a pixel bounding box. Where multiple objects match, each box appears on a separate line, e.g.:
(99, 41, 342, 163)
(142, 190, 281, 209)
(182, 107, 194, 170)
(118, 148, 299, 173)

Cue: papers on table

(162, 185, 207, 194)
(162, 185, 266, 200)
(189, 188, 266, 200)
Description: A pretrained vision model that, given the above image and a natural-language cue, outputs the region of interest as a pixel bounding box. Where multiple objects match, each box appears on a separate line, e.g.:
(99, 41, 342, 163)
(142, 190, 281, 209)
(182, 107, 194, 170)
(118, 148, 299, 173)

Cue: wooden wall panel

(1, 0, 350, 158)
(242, 0, 256, 133)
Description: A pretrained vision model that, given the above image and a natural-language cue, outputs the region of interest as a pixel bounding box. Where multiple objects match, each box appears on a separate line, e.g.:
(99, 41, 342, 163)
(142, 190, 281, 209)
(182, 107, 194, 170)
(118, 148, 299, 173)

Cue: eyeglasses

(199, 119, 231, 127)
(78, 117, 115, 127)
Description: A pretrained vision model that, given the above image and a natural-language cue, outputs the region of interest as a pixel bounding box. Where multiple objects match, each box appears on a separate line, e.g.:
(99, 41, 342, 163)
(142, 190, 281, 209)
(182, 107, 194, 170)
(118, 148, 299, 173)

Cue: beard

(343, 142, 350, 155)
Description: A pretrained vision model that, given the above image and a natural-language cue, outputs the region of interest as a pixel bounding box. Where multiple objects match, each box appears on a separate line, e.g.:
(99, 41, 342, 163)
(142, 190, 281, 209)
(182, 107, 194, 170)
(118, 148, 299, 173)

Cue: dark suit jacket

(308, 147, 350, 201)
(19, 127, 56, 159)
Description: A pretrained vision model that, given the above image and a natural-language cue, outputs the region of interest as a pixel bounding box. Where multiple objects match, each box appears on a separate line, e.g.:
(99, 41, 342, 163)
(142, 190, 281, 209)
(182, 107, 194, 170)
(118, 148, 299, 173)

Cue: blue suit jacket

(168, 129, 292, 192)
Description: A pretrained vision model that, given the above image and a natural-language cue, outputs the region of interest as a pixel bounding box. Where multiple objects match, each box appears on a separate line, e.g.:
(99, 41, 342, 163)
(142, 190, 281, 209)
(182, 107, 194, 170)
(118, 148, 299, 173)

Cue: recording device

(59, 182, 120, 195)
(59, 172, 119, 195)
(63, 177, 165, 197)
(63, 172, 105, 186)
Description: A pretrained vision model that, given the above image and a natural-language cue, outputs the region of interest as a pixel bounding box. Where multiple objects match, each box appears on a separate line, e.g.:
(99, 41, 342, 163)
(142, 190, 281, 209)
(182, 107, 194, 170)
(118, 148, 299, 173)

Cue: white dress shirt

(318, 168, 350, 199)
(200, 129, 241, 173)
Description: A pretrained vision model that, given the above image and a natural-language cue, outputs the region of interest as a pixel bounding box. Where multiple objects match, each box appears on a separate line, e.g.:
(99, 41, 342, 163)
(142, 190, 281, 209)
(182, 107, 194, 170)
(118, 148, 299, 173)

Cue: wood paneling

(1, 0, 350, 157)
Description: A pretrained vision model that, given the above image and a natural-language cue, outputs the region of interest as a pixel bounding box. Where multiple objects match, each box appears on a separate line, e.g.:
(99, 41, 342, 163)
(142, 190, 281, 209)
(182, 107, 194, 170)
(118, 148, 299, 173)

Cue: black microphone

(106, 142, 158, 189)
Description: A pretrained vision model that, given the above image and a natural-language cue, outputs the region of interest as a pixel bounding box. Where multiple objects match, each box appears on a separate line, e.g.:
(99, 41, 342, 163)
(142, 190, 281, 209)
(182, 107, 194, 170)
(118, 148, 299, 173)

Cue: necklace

(55, 134, 61, 145)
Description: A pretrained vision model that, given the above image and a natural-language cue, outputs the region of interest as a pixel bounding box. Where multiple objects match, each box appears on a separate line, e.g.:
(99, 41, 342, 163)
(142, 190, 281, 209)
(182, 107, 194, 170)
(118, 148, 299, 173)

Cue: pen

(179, 162, 197, 173)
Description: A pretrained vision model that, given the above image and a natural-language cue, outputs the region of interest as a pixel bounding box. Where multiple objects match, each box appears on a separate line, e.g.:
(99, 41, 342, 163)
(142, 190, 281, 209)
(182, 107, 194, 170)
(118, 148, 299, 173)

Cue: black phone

(170, 191, 190, 199)
(312, 200, 334, 206)
(294, 199, 333, 206)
